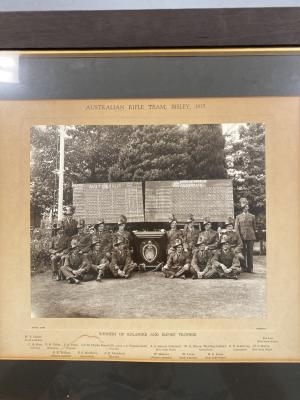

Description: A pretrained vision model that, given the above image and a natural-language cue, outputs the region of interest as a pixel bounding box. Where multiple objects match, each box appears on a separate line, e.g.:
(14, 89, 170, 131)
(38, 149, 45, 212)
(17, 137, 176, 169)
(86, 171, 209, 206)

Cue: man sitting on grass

(211, 235, 242, 280)
(190, 238, 212, 279)
(162, 238, 191, 279)
(89, 237, 112, 282)
(59, 239, 82, 284)
(109, 236, 137, 279)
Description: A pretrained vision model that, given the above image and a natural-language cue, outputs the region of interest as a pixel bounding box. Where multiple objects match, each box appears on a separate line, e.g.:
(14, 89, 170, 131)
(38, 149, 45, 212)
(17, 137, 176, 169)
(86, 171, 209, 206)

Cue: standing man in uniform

(162, 238, 191, 279)
(165, 216, 183, 256)
(63, 205, 78, 245)
(113, 215, 134, 251)
(183, 214, 199, 257)
(110, 236, 137, 279)
(49, 221, 69, 280)
(198, 217, 219, 251)
(235, 198, 256, 272)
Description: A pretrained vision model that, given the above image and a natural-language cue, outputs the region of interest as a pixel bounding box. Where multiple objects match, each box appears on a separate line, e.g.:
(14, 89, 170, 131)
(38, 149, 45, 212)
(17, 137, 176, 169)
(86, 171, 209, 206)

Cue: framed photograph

(0, 48, 299, 363)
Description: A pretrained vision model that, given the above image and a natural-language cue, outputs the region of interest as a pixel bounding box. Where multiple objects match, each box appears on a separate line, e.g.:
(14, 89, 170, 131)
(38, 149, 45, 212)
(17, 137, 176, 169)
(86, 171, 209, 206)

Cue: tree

(30, 125, 132, 220)
(30, 125, 60, 219)
(30, 123, 227, 225)
(109, 124, 227, 181)
(225, 123, 265, 216)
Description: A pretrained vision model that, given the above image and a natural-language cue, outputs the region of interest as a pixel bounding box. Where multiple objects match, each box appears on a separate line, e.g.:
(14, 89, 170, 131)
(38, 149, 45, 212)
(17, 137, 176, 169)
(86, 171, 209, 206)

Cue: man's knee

(59, 265, 66, 274)
(183, 264, 190, 271)
(190, 266, 198, 276)
(109, 264, 119, 278)
(237, 253, 244, 261)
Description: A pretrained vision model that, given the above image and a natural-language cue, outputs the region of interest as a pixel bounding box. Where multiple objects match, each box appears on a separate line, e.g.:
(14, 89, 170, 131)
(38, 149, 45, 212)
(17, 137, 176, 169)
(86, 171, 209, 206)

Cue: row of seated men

(49, 208, 243, 283)
(163, 213, 242, 280)
(50, 214, 133, 283)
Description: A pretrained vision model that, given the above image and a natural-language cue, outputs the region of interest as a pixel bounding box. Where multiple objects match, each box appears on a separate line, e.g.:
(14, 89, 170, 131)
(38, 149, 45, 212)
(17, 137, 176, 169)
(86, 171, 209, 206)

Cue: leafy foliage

(30, 230, 51, 272)
(32, 123, 268, 225)
(30, 125, 131, 219)
(109, 124, 226, 181)
(225, 123, 265, 216)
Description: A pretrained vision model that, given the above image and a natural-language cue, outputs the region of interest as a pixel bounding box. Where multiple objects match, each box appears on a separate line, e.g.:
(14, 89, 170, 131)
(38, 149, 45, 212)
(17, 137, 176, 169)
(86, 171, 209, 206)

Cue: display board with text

(73, 182, 144, 223)
(145, 179, 234, 222)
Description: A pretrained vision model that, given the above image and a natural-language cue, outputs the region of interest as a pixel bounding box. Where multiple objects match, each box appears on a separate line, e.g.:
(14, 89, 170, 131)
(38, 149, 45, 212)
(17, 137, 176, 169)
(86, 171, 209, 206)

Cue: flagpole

(57, 126, 65, 221)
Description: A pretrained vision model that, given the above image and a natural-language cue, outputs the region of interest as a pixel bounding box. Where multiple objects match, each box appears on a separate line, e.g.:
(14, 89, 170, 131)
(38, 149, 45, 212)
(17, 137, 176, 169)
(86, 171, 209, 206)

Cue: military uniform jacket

(111, 247, 132, 269)
(183, 226, 199, 251)
(64, 251, 83, 270)
(166, 229, 183, 252)
(75, 233, 92, 253)
(166, 251, 191, 269)
(113, 230, 134, 248)
(226, 231, 243, 253)
(91, 251, 104, 265)
(95, 231, 113, 255)
(235, 212, 256, 241)
(63, 218, 78, 237)
(50, 234, 69, 253)
(197, 229, 219, 250)
(191, 249, 212, 272)
(212, 249, 241, 272)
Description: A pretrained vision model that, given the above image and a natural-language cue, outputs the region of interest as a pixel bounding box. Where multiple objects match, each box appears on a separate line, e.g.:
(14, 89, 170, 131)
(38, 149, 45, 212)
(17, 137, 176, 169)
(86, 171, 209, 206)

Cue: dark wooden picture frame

(0, 7, 300, 49)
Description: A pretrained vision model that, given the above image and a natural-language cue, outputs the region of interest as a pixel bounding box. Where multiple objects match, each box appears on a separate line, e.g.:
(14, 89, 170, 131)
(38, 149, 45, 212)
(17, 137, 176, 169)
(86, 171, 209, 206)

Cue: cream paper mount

(0, 50, 299, 362)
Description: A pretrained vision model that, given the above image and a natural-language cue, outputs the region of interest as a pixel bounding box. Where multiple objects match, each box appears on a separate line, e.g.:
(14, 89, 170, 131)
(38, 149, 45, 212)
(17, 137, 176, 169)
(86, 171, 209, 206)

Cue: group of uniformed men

(49, 197, 256, 284)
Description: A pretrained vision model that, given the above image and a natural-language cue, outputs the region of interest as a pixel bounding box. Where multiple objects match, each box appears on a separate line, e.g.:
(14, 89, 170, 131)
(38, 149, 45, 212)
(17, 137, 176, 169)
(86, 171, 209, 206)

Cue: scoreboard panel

(145, 179, 234, 222)
(73, 182, 144, 224)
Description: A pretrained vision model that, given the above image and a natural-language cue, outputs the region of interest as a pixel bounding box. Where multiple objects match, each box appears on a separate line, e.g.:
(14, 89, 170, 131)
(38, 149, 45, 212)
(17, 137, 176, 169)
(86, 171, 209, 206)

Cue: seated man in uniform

(59, 239, 82, 284)
(66, 239, 109, 283)
(190, 238, 213, 279)
(71, 252, 96, 282)
(49, 221, 69, 280)
(211, 235, 242, 280)
(62, 220, 113, 283)
(109, 236, 137, 279)
(162, 238, 191, 279)
(89, 236, 113, 282)
(223, 217, 244, 261)
(198, 217, 219, 251)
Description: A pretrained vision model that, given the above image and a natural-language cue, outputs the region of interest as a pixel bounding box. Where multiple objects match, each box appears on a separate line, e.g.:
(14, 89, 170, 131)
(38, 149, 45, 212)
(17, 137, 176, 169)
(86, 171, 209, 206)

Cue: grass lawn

(31, 256, 266, 319)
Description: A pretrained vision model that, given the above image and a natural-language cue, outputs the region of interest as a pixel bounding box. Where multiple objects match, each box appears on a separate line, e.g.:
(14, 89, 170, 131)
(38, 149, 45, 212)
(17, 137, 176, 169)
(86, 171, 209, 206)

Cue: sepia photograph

(30, 123, 266, 319)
